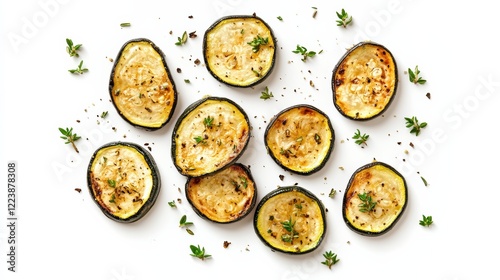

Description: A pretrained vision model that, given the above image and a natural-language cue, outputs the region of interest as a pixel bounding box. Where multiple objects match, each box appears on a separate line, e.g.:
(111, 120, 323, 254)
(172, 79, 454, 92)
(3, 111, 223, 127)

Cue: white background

(1, 1, 499, 279)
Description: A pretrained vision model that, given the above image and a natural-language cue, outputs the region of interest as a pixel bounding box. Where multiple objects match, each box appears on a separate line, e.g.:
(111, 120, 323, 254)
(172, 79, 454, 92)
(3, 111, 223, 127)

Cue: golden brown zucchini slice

(254, 186, 326, 254)
(264, 104, 335, 175)
(87, 142, 161, 223)
(171, 96, 251, 177)
(342, 162, 407, 236)
(186, 163, 257, 223)
(332, 41, 398, 120)
(109, 38, 177, 130)
(203, 15, 276, 87)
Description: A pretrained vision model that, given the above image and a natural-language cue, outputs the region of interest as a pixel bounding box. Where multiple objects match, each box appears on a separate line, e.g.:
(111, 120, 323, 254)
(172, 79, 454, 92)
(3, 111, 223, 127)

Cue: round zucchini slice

(87, 142, 161, 223)
(342, 162, 407, 236)
(171, 96, 251, 177)
(332, 41, 398, 120)
(254, 186, 327, 254)
(203, 15, 277, 87)
(109, 38, 178, 130)
(264, 104, 335, 175)
(186, 163, 257, 223)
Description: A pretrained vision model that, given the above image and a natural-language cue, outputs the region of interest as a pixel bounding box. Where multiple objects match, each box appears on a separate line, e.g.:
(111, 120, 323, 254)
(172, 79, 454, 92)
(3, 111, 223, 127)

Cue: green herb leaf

(189, 245, 211, 260)
(107, 179, 116, 187)
(59, 127, 81, 153)
(328, 188, 336, 198)
(419, 215, 433, 227)
(358, 192, 376, 213)
(194, 136, 207, 145)
(292, 45, 317, 62)
(421, 176, 428, 187)
(175, 31, 188, 46)
(247, 35, 269, 53)
(179, 214, 194, 227)
(68, 60, 88, 75)
(321, 250, 340, 269)
(408, 65, 427, 84)
(168, 200, 176, 207)
(66, 38, 82, 57)
(277, 16, 283, 21)
(203, 116, 214, 129)
(120, 22, 131, 27)
(336, 9, 353, 28)
(352, 129, 369, 146)
(405, 116, 427, 136)
(260, 86, 274, 100)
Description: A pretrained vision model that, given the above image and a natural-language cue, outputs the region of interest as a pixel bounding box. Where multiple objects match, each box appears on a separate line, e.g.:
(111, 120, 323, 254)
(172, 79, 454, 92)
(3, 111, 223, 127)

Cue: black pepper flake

(409, 142, 414, 148)
(426, 92, 431, 99)
(74, 188, 82, 193)
(194, 58, 200, 65)
(223, 241, 231, 248)
(279, 174, 284, 181)
(177, 68, 182, 73)
(189, 31, 197, 38)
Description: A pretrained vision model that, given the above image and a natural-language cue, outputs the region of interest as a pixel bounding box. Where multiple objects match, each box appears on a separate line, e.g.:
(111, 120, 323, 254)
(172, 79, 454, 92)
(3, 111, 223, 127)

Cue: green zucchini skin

(87, 142, 161, 223)
(203, 15, 277, 88)
(264, 104, 335, 175)
(109, 38, 178, 130)
(185, 163, 257, 224)
(253, 186, 327, 254)
(171, 96, 251, 177)
(332, 41, 398, 121)
(342, 161, 407, 236)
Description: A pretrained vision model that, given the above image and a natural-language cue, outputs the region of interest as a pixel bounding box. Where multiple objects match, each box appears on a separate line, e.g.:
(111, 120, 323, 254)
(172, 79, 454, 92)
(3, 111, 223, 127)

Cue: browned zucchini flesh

(332, 42, 398, 120)
(171, 96, 251, 177)
(264, 104, 335, 175)
(109, 38, 177, 129)
(87, 142, 161, 223)
(203, 15, 276, 87)
(254, 186, 326, 254)
(186, 163, 257, 223)
(343, 161, 407, 236)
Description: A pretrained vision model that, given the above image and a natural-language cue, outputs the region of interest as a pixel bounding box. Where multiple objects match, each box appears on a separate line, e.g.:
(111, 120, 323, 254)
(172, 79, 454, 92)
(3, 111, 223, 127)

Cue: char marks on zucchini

(265, 104, 335, 175)
(87, 142, 161, 223)
(203, 15, 276, 87)
(342, 161, 407, 236)
(332, 41, 398, 120)
(109, 38, 177, 130)
(172, 96, 251, 177)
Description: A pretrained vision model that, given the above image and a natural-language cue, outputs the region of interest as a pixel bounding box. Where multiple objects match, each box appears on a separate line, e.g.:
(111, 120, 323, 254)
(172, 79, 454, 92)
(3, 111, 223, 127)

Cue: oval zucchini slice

(264, 104, 335, 175)
(332, 41, 398, 120)
(254, 186, 327, 254)
(342, 162, 407, 236)
(109, 38, 178, 130)
(186, 163, 257, 223)
(87, 142, 161, 223)
(203, 15, 276, 87)
(171, 96, 251, 177)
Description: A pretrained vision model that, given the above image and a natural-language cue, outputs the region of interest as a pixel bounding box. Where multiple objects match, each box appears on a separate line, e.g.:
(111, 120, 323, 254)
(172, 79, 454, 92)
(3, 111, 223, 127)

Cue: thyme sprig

(247, 35, 269, 53)
(260, 86, 274, 100)
(408, 65, 427, 84)
(352, 129, 369, 146)
(405, 116, 427, 136)
(336, 9, 353, 28)
(321, 251, 340, 269)
(68, 60, 88, 74)
(292, 45, 317, 62)
(66, 38, 82, 57)
(59, 127, 81, 153)
(358, 192, 376, 213)
(189, 245, 211, 260)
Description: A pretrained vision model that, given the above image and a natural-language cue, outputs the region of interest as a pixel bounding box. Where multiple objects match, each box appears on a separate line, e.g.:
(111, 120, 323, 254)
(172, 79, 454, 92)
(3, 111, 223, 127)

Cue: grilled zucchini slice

(203, 15, 276, 87)
(254, 186, 326, 254)
(332, 41, 398, 120)
(342, 162, 407, 236)
(109, 38, 177, 130)
(87, 142, 161, 223)
(186, 163, 257, 223)
(171, 96, 251, 177)
(264, 104, 335, 175)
